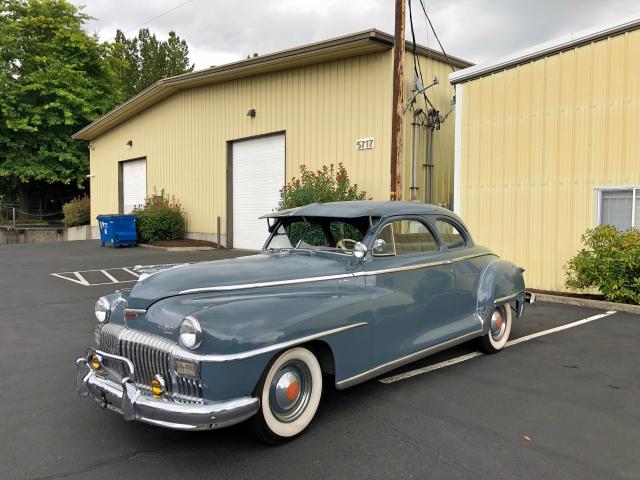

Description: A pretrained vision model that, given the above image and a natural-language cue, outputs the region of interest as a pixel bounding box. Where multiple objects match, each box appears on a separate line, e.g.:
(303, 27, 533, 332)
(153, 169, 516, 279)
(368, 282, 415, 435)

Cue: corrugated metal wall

(90, 51, 393, 238)
(458, 29, 640, 291)
(89, 49, 458, 242)
(402, 53, 457, 206)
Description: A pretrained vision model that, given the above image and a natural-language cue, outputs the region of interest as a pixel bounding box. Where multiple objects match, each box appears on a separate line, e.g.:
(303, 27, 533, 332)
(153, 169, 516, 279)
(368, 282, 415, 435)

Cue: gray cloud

(72, 0, 640, 69)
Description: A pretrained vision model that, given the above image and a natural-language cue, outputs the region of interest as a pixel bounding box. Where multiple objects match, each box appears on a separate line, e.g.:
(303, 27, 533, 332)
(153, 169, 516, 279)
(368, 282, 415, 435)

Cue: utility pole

(390, 0, 405, 201)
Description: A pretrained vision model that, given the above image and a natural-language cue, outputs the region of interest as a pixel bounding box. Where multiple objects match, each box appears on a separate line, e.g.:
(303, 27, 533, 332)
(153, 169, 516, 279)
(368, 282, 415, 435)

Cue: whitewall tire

(250, 347, 323, 444)
(480, 305, 512, 353)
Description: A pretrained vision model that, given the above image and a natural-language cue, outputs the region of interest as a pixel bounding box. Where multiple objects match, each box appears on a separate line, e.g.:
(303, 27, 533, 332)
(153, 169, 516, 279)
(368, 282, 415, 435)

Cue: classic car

(76, 201, 534, 443)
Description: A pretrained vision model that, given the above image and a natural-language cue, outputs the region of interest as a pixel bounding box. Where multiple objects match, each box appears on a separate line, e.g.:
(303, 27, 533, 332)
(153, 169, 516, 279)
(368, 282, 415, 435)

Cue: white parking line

(379, 310, 617, 384)
(50, 263, 190, 286)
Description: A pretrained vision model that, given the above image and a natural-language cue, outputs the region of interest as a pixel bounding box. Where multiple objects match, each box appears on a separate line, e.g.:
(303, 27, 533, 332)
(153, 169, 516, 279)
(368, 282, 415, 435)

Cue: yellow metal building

(74, 30, 469, 249)
(450, 17, 640, 291)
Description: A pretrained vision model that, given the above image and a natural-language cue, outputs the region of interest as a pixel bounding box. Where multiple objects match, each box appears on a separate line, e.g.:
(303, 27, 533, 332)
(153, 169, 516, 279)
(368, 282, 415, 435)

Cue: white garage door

(232, 134, 285, 250)
(122, 159, 147, 214)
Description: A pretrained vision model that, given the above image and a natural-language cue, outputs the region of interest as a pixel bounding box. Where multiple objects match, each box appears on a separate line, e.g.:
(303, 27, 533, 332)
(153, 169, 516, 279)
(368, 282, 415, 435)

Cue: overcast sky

(71, 0, 640, 70)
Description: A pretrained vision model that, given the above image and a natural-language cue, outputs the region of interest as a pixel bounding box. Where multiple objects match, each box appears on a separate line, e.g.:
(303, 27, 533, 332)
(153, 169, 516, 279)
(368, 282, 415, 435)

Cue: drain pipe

(410, 108, 423, 201)
(425, 126, 434, 204)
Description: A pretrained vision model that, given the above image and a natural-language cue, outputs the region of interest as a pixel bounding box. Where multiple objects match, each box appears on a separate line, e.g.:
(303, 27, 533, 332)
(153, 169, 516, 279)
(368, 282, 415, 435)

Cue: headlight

(95, 296, 111, 323)
(179, 316, 203, 350)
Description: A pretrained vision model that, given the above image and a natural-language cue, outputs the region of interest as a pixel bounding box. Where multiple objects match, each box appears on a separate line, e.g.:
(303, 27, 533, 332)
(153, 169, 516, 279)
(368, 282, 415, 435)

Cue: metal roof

(450, 14, 640, 85)
(260, 201, 455, 219)
(73, 29, 471, 141)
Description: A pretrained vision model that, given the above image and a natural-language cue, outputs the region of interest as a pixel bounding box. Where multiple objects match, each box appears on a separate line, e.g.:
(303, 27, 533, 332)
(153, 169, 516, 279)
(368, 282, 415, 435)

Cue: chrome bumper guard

(76, 349, 259, 431)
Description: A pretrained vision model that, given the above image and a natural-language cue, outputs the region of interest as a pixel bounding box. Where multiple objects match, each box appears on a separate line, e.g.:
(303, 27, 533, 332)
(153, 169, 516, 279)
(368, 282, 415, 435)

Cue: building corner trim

(453, 83, 463, 215)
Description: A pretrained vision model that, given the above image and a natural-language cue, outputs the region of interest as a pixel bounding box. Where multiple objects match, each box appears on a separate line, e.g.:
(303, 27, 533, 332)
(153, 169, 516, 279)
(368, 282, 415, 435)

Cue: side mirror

(373, 238, 387, 254)
(353, 242, 368, 261)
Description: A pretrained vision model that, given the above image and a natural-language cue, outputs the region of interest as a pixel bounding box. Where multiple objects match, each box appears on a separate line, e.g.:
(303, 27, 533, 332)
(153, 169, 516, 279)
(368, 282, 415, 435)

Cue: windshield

(265, 217, 370, 255)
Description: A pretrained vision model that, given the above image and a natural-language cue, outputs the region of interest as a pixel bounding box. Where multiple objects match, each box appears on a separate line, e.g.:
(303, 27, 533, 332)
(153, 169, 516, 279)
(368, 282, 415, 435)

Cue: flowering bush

(133, 189, 185, 243)
(63, 196, 91, 226)
(278, 163, 367, 210)
(564, 225, 640, 304)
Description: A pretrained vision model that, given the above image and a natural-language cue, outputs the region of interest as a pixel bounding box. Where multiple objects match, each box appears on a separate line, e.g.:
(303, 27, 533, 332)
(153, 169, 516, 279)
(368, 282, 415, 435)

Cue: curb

(536, 293, 640, 315)
(138, 244, 216, 252)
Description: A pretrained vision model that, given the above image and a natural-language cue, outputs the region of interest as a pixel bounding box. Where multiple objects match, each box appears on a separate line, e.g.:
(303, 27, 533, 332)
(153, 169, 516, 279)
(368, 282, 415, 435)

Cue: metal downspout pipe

(410, 108, 423, 201)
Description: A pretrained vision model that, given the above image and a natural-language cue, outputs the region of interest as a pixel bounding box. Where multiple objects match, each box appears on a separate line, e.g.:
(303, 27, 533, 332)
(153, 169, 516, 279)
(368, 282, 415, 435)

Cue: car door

(363, 216, 456, 366)
(432, 216, 485, 336)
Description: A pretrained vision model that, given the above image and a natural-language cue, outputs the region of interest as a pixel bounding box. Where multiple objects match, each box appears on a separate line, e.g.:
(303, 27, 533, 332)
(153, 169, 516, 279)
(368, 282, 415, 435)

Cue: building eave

(449, 14, 640, 85)
(73, 29, 472, 141)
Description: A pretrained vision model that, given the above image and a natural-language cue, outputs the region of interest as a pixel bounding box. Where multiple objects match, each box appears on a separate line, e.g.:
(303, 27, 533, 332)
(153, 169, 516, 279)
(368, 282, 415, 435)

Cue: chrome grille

(97, 323, 203, 403)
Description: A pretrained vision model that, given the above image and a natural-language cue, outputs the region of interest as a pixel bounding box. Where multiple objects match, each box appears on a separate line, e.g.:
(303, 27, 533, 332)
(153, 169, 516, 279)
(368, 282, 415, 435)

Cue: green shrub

(133, 189, 185, 243)
(63, 196, 91, 226)
(278, 163, 367, 210)
(565, 225, 640, 304)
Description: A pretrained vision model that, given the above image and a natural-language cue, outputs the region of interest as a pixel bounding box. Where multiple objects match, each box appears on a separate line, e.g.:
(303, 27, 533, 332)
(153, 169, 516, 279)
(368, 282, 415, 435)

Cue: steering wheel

(336, 238, 358, 252)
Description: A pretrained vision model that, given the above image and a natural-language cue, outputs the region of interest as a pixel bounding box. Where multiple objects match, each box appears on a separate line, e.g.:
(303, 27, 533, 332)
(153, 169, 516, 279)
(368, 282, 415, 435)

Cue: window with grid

(597, 188, 639, 231)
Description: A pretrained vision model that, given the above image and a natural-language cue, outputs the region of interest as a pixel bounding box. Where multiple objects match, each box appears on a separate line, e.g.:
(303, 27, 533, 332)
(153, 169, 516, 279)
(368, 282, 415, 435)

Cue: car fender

(476, 259, 526, 334)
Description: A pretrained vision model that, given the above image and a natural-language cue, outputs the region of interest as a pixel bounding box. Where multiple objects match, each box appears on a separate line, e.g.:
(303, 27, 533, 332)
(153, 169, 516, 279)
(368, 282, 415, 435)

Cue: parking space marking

(379, 310, 617, 384)
(50, 263, 189, 286)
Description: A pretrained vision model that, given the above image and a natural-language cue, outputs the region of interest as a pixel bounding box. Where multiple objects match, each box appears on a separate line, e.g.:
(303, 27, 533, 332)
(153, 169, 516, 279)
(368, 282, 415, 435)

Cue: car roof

(260, 201, 458, 220)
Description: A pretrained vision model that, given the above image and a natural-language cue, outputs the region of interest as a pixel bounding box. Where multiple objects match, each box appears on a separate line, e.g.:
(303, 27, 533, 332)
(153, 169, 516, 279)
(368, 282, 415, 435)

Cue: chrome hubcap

(490, 309, 507, 341)
(269, 361, 312, 422)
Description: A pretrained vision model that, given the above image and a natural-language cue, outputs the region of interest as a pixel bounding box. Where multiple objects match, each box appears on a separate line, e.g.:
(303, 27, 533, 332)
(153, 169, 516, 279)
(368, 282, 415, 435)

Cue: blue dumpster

(97, 214, 137, 247)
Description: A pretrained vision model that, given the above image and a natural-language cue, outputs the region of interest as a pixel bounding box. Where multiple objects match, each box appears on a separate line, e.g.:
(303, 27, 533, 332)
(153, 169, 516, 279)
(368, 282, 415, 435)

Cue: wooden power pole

(390, 0, 406, 201)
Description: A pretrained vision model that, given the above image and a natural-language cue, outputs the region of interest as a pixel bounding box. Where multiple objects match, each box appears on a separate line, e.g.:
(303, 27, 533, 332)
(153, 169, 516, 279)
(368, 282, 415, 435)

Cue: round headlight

(95, 296, 111, 323)
(180, 316, 203, 350)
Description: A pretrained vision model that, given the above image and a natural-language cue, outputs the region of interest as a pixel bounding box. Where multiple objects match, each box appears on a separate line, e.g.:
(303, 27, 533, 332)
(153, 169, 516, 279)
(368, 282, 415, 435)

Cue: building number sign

(356, 137, 374, 151)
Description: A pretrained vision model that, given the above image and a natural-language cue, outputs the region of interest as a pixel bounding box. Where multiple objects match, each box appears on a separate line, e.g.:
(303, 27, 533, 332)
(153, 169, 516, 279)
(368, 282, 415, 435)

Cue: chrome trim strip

(493, 290, 524, 305)
(177, 252, 494, 294)
(125, 308, 147, 314)
(178, 273, 354, 294)
(173, 322, 369, 363)
(336, 330, 481, 389)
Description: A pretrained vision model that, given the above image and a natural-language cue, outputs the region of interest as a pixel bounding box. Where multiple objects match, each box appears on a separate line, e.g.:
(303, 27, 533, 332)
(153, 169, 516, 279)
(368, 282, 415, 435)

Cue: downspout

(410, 108, 423, 201)
(425, 125, 434, 204)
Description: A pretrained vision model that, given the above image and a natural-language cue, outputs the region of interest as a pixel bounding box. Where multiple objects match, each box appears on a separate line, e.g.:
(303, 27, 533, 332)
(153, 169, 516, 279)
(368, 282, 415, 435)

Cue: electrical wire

(418, 0, 456, 73)
(407, 0, 434, 116)
(17, 0, 196, 81)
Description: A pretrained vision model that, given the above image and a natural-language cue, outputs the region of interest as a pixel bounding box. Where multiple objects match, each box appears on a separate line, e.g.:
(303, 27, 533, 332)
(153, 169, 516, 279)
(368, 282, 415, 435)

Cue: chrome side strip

(173, 322, 369, 363)
(335, 330, 482, 390)
(178, 252, 494, 294)
(493, 290, 524, 305)
(179, 273, 354, 294)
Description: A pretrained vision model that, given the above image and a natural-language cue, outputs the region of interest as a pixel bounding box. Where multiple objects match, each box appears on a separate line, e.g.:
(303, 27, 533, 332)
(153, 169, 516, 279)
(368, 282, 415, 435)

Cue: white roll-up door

(122, 159, 147, 214)
(232, 134, 285, 250)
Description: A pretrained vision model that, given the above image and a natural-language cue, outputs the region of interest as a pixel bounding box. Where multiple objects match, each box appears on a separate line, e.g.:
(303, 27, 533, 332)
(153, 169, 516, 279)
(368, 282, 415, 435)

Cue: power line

(18, 0, 196, 81)
(407, 0, 434, 113)
(418, 0, 456, 73)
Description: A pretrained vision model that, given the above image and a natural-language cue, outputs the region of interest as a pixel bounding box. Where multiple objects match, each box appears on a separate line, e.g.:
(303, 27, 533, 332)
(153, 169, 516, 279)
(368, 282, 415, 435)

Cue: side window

(435, 219, 466, 249)
(373, 220, 438, 256)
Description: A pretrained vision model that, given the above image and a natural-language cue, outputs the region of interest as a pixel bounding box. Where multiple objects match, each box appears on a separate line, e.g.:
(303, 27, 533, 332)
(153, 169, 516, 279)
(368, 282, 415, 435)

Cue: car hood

(126, 251, 355, 309)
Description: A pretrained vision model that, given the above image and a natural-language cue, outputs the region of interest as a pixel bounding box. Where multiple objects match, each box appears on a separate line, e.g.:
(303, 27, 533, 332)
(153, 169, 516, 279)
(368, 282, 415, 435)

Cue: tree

(0, 0, 118, 194)
(110, 28, 194, 101)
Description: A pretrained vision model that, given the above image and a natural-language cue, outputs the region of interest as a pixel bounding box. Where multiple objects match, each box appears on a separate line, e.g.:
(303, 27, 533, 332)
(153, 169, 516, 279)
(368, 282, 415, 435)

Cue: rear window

(435, 219, 466, 249)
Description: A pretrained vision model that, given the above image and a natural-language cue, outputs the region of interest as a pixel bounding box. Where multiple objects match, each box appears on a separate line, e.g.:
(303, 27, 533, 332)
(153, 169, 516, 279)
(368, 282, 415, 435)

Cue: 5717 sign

(355, 137, 374, 151)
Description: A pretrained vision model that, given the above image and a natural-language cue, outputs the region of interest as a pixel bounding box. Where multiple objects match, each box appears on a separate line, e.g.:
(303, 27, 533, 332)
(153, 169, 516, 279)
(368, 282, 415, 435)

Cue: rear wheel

(480, 305, 512, 353)
(250, 347, 323, 444)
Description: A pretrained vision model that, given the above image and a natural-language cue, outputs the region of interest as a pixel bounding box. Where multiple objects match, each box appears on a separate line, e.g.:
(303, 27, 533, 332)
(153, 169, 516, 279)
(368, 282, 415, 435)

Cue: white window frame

(594, 185, 639, 229)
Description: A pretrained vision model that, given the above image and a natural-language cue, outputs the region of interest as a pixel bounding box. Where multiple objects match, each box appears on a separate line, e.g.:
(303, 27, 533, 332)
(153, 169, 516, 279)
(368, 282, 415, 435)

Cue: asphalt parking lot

(1, 241, 639, 480)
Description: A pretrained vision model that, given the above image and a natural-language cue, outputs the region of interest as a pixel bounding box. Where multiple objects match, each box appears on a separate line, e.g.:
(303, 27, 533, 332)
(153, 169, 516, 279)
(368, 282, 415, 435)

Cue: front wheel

(250, 347, 323, 444)
(480, 304, 512, 353)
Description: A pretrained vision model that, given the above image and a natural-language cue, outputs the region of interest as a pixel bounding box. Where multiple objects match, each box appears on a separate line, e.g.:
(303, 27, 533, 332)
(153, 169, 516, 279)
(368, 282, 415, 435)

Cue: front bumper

(76, 349, 259, 431)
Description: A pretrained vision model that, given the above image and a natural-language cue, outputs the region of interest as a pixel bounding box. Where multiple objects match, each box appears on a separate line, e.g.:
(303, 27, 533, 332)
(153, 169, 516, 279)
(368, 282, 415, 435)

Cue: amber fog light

(151, 374, 166, 397)
(90, 354, 102, 370)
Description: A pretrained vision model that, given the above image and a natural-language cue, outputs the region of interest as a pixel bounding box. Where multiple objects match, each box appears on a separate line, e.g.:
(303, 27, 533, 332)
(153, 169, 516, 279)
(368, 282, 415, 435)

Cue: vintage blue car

(76, 201, 534, 443)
